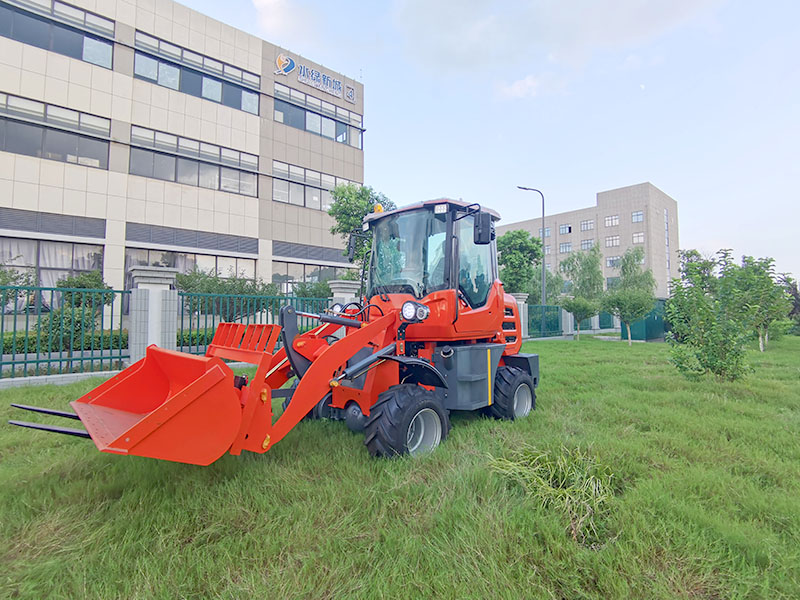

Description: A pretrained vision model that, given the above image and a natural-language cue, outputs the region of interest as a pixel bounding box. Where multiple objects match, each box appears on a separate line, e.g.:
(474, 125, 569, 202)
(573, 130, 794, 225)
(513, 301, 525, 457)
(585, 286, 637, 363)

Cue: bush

(3, 329, 128, 354)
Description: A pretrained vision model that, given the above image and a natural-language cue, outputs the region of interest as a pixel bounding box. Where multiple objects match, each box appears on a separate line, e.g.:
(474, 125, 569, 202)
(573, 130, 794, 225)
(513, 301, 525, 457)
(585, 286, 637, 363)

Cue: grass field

(1, 336, 799, 599)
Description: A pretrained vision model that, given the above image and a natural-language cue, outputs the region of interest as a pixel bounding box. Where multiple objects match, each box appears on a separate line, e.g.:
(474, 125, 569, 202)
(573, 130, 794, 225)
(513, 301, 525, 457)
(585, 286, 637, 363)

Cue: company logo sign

(297, 64, 342, 99)
(274, 53, 295, 76)
(345, 84, 356, 104)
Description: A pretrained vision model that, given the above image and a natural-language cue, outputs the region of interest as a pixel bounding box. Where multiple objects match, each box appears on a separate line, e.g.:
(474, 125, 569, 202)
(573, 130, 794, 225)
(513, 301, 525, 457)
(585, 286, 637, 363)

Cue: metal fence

(527, 304, 563, 337)
(177, 292, 330, 355)
(1, 285, 129, 379)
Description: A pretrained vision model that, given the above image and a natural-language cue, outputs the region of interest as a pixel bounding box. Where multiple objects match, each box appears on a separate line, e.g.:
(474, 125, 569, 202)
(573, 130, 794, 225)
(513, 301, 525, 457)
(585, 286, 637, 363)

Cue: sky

(182, 0, 799, 278)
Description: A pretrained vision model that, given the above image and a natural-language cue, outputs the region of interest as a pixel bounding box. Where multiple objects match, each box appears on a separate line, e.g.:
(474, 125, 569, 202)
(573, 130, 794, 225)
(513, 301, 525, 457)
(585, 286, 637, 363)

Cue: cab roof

(363, 198, 501, 225)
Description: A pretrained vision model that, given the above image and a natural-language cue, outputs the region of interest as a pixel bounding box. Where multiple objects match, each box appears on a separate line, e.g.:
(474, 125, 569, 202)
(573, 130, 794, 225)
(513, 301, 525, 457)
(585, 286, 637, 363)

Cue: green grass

(1, 336, 799, 599)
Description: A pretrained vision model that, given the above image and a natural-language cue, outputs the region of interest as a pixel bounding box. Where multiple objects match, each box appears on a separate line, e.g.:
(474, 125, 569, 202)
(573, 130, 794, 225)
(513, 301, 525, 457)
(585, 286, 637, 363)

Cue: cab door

(453, 215, 502, 335)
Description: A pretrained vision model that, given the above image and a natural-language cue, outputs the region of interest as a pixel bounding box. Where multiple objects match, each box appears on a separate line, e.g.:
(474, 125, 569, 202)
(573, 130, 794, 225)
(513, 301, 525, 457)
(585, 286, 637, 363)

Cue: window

(604, 215, 619, 227)
(581, 239, 594, 250)
(606, 256, 621, 268)
(2, 3, 113, 69)
(124, 248, 255, 290)
(1, 236, 103, 290)
(538, 227, 551, 238)
(1, 117, 108, 168)
(133, 50, 259, 115)
(271, 160, 362, 211)
(129, 125, 257, 195)
(544, 245, 550, 255)
(273, 84, 364, 149)
(632, 210, 643, 223)
(559, 242, 572, 254)
(580, 220, 594, 231)
(605, 235, 620, 247)
(632, 232, 644, 244)
(456, 215, 493, 307)
(607, 277, 620, 289)
(559, 224, 572, 235)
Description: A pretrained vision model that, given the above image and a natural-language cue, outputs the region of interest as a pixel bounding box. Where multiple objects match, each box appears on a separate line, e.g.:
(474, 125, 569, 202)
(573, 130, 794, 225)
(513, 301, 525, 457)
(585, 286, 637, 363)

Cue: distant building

(0, 0, 363, 292)
(497, 182, 679, 298)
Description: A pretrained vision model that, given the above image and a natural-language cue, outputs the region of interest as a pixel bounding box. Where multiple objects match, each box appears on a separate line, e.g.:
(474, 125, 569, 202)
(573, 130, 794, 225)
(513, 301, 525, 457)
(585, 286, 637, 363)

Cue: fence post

(129, 267, 178, 363)
(561, 308, 575, 336)
(509, 293, 529, 339)
(328, 280, 361, 307)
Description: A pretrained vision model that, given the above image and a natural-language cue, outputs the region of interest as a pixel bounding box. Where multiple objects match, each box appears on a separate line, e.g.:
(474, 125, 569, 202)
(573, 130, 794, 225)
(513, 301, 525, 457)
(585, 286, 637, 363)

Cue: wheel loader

(9, 199, 539, 465)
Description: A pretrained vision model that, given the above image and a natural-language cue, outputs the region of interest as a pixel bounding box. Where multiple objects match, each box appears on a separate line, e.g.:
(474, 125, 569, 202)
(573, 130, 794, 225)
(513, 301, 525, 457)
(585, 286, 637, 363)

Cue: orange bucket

(71, 346, 242, 465)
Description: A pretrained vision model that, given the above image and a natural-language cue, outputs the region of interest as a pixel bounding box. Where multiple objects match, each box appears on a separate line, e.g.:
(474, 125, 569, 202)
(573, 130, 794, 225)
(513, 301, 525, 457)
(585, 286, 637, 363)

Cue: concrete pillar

(328, 279, 360, 306)
(590, 314, 600, 333)
(561, 308, 574, 335)
(510, 292, 529, 339)
(128, 266, 178, 362)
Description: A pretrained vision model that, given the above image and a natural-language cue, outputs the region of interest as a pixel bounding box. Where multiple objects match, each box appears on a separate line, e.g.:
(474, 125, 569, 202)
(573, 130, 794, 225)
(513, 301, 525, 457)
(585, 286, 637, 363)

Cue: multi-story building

(498, 182, 679, 297)
(0, 0, 363, 293)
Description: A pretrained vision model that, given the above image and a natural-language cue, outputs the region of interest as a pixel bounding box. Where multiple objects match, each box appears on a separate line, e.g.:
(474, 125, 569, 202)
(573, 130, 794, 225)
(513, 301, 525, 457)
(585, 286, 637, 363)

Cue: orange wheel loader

(9, 199, 539, 465)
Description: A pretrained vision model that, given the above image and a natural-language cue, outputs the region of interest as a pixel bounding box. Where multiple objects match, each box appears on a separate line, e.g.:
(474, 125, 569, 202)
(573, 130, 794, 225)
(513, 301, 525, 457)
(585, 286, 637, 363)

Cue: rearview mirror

(474, 211, 493, 245)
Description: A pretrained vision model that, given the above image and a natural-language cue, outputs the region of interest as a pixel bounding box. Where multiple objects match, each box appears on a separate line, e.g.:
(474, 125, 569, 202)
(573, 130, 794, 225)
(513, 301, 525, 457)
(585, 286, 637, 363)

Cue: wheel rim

(512, 384, 532, 418)
(406, 408, 442, 456)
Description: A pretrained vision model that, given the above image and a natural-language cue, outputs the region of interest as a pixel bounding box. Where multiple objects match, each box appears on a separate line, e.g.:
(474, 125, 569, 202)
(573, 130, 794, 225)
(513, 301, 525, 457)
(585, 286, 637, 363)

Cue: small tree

(527, 265, 565, 305)
(328, 184, 396, 272)
(559, 246, 603, 340)
(779, 274, 800, 334)
(730, 257, 791, 351)
(602, 247, 656, 346)
(666, 250, 751, 380)
(496, 230, 543, 293)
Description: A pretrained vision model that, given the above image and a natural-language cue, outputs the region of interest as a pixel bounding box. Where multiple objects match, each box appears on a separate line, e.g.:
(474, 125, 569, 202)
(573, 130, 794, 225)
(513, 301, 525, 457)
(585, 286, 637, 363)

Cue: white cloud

(251, 0, 318, 52)
(499, 75, 541, 99)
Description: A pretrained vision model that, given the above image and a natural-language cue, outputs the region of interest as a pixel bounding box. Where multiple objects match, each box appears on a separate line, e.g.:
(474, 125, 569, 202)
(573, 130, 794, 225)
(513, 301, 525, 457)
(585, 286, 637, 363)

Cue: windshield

(367, 209, 448, 299)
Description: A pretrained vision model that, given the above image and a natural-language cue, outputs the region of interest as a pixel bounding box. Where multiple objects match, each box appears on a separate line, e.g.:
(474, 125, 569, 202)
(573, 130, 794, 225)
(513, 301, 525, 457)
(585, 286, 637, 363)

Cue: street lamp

(517, 186, 546, 337)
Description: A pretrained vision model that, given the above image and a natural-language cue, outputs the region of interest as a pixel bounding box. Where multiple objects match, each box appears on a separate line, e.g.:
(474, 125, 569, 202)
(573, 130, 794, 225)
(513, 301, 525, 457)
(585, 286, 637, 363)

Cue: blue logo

(274, 54, 295, 76)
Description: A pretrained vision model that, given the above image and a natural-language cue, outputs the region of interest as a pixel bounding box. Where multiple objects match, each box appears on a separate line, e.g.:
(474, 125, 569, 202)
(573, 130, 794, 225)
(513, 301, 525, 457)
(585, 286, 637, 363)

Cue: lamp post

(517, 186, 546, 337)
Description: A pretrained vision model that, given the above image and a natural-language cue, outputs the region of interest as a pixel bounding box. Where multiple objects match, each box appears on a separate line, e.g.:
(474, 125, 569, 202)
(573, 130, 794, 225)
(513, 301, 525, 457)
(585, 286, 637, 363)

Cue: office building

(498, 182, 679, 298)
(0, 0, 363, 292)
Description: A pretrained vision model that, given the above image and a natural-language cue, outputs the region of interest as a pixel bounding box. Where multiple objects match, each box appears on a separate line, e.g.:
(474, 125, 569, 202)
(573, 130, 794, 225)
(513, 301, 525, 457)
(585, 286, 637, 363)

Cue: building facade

(498, 182, 679, 298)
(0, 0, 363, 292)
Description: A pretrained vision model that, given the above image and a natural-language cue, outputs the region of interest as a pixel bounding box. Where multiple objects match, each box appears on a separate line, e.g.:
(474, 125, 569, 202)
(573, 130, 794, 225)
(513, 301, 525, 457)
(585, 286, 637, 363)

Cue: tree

(665, 250, 751, 380)
(779, 274, 800, 334)
(328, 184, 395, 272)
(559, 246, 603, 340)
(176, 268, 282, 322)
(602, 247, 656, 346)
(729, 256, 791, 351)
(527, 265, 565, 305)
(496, 230, 543, 293)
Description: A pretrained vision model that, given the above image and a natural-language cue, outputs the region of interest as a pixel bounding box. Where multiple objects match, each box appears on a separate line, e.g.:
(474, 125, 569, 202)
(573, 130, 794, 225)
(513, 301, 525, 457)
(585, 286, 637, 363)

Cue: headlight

(330, 303, 344, 314)
(401, 301, 417, 321)
(401, 301, 429, 322)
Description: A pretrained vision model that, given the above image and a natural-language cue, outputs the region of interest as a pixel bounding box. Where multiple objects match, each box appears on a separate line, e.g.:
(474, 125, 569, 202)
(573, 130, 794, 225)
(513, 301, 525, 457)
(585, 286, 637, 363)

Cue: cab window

(456, 216, 492, 307)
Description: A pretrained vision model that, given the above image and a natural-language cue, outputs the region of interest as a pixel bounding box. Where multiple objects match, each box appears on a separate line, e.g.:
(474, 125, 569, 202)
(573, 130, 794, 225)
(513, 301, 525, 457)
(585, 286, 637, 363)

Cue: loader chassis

(10, 199, 539, 464)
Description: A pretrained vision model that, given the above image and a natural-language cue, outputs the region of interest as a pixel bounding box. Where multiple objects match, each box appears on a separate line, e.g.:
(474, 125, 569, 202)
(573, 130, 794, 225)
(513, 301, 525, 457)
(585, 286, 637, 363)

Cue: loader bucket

(70, 345, 242, 465)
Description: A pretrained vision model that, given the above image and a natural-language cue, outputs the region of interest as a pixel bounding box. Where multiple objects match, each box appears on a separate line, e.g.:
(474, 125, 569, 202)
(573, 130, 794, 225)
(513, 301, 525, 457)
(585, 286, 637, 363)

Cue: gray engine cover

(432, 343, 505, 411)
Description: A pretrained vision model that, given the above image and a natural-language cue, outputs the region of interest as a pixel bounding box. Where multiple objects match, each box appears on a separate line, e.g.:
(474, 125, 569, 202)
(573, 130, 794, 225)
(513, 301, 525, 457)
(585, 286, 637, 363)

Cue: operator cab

(361, 199, 499, 309)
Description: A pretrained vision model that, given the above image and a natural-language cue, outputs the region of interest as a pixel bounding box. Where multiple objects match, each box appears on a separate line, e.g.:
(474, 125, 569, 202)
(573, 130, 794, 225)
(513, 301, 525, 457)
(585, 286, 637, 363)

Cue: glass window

(632, 232, 644, 244)
(47, 105, 80, 129)
(180, 68, 203, 97)
(321, 116, 335, 139)
(217, 255, 236, 277)
(158, 62, 180, 90)
(80, 114, 110, 136)
(559, 242, 571, 253)
(12, 10, 50, 50)
(272, 161, 289, 179)
(51, 24, 83, 60)
(538, 227, 551, 238)
(0, 119, 5, 150)
(134, 53, 158, 80)
(632, 211, 643, 223)
(221, 82, 241, 109)
(5, 120, 43, 157)
(73, 244, 103, 270)
(349, 126, 361, 149)
(177, 158, 198, 186)
(77, 136, 107, 168)
(196, 253, 216, 273)
(273, 179, 289, 203)
(40, 240, 73, 269)
(305, 187, 321, 210)
(154, 131, 177, 152)
(0, 5, 12, 38)
(199, 142, 220, 162)
(152, 153, 176, 181)
(580, 220, 594, 231)
(456, 216, 491, 306)
(580, 239, 594, 250)
(321, 174, 335, 190)
(82, 36, 112, 69)
(240, 153, 258, 171)
(305, 111, 321, 135)
(236, 258, 255, 279)
(241, 90, 259, 115)
(604, 215, 619, 227)
(289, 165, 304, 182)
(239, 172, 257, 197)
(305, 170, 321, 186)
(130, 148, 154, 177)
(178, 137, 199, 157)
(274, 99, 305, 129)
(559, 224, 571, 235)
(220, 148, 239, 166)
(202, 77, 222, 102)
(321, 189, 332, 210)
(289, 182, 304, 206)
(605, 235, 620, 247)
(43, 129, 78, 162)
(335, 121, 348, 143)
(198, 162, 219, 189)
(220, 167, 239, 193)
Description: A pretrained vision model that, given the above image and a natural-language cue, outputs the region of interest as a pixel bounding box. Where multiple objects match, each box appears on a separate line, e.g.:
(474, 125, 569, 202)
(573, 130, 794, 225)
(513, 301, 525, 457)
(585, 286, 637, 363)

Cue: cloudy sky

(184, 0, 799, 278)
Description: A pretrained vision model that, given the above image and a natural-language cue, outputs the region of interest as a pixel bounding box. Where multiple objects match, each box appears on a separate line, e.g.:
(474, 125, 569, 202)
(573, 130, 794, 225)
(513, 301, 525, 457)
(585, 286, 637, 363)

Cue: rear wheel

(487, 366, 535, 420)
(364, 384, 450, 457)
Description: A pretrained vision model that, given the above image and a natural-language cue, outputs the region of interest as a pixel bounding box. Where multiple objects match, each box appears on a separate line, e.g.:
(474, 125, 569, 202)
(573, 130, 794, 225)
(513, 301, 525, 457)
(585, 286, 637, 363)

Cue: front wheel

(364, 384, 450, 458)
(487, 366, 535, 420)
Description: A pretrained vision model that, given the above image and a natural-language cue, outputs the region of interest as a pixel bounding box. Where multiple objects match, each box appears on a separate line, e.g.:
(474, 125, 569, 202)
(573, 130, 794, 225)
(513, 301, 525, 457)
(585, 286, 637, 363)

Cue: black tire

(364, 384, 450, 458)
(487, 366, 535, 421)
